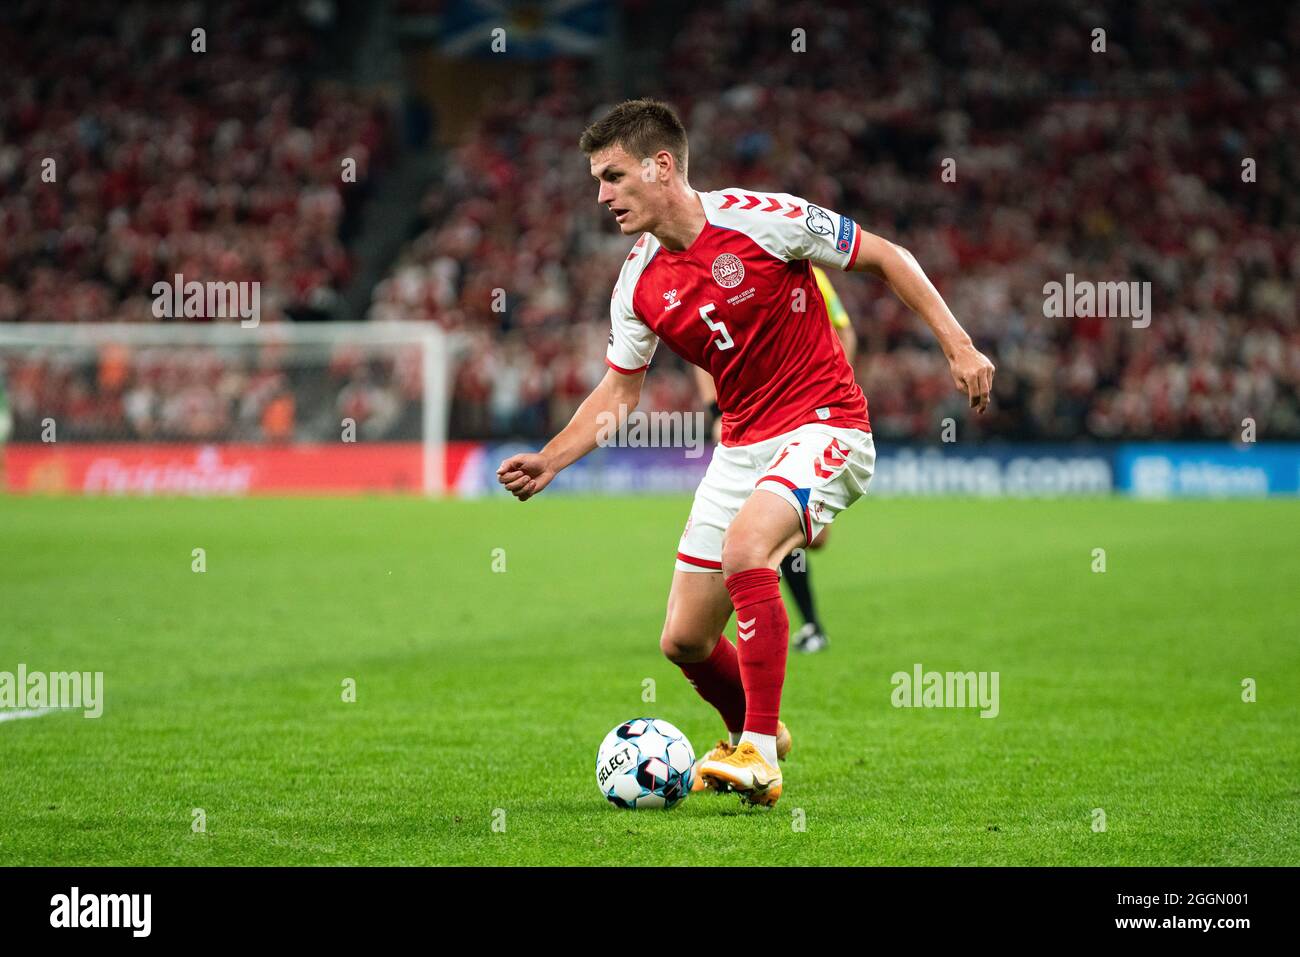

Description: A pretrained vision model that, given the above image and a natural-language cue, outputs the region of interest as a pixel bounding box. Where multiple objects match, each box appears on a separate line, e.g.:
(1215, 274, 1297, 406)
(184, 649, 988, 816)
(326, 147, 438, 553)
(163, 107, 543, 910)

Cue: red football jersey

(605, 187, 870, 446)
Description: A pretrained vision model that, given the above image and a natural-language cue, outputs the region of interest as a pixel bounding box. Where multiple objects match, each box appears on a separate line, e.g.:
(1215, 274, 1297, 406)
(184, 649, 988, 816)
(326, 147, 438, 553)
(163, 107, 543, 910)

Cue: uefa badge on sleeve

(805, 205, 833, 236)
(836, 216, 856, 253)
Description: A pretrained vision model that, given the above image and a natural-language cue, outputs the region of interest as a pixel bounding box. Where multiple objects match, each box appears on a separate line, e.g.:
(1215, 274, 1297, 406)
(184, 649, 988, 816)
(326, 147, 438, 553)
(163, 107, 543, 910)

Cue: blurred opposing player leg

(781, 543, 828, 653)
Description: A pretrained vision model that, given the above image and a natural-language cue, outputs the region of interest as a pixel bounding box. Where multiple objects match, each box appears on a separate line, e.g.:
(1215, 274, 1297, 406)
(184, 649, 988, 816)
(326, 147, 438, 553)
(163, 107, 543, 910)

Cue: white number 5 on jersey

(699, 303, 734, 351)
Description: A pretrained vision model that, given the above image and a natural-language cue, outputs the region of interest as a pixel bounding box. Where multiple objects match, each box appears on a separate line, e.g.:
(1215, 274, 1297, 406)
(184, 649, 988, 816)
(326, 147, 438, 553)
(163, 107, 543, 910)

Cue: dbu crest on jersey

(711, 253, 744, 289)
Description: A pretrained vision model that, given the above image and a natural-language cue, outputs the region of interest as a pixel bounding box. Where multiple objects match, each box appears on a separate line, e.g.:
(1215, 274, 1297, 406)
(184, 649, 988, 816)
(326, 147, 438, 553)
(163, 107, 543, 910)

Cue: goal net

(0, 322, 452, 496)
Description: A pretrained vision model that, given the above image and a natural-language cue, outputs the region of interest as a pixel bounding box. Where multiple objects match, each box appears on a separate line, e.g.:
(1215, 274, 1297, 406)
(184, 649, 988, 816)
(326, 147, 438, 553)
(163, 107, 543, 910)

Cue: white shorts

(675, 423, 876, 573)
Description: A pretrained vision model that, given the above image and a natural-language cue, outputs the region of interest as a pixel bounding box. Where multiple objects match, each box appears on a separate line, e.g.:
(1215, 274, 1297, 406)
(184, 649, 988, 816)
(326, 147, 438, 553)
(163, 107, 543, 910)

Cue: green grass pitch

(1, 494, 1297, 866)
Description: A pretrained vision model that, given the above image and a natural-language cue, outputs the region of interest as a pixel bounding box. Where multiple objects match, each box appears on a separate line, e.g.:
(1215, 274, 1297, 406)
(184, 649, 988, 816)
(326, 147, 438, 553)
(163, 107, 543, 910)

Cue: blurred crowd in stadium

(3, 0, 1297, 443)
(0, 1, 394, 441)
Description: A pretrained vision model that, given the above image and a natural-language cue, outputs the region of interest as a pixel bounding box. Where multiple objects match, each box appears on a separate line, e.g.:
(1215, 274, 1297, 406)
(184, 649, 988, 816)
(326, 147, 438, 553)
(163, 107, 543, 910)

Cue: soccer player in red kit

(497, 99, 994, 806)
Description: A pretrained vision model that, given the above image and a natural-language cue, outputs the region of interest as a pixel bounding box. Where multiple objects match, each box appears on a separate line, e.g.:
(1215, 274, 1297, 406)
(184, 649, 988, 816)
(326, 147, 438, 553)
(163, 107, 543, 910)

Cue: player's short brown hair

(579, 98, 689, 178)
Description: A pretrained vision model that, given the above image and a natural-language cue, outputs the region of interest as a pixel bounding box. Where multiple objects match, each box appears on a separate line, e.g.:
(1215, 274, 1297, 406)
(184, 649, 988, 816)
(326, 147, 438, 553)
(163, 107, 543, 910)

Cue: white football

(595, 717, 695, 810)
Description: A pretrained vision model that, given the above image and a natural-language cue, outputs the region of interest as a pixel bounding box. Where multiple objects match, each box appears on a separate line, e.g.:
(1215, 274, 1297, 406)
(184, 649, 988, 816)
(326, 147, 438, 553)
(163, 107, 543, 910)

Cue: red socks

(677, 568, 790, 737)
(678, 634, 746, 735)
(724, 567, 788, 735)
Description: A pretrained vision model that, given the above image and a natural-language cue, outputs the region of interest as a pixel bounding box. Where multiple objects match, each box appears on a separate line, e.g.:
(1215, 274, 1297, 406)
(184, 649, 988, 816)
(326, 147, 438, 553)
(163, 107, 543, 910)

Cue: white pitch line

(0, 708, 54, 723)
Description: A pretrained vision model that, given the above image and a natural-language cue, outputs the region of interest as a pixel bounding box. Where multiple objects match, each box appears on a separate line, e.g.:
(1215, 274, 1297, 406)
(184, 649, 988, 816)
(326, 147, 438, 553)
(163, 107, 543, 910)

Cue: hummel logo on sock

(737, 617, 756, 641)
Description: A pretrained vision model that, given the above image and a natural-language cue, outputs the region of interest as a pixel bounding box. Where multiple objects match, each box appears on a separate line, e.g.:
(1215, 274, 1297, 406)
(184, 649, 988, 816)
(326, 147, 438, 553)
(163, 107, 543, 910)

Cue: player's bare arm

(849, 231, 994, 412)
(497, 367, 644, 501)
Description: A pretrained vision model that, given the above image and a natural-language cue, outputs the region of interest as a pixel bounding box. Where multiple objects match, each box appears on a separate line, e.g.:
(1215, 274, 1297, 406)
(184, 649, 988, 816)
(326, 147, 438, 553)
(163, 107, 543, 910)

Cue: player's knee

(720, 529, 771, 577)
(659, 626, 714, 664)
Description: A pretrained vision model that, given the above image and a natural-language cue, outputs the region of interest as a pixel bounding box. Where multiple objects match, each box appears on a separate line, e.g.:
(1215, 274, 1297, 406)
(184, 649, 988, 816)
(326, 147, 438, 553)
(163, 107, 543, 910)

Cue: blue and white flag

(437, 0, 611, 59)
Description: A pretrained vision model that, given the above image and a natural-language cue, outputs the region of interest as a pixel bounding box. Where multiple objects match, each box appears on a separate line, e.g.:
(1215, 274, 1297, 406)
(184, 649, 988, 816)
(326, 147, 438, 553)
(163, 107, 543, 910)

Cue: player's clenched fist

(496, 452, 556, 502)
(948, 342, 996, 415)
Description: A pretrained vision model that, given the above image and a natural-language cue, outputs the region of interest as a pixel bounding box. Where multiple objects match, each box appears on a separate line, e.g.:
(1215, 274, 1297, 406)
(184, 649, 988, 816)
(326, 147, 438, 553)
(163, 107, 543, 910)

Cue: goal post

(0, 322, 453, 496)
